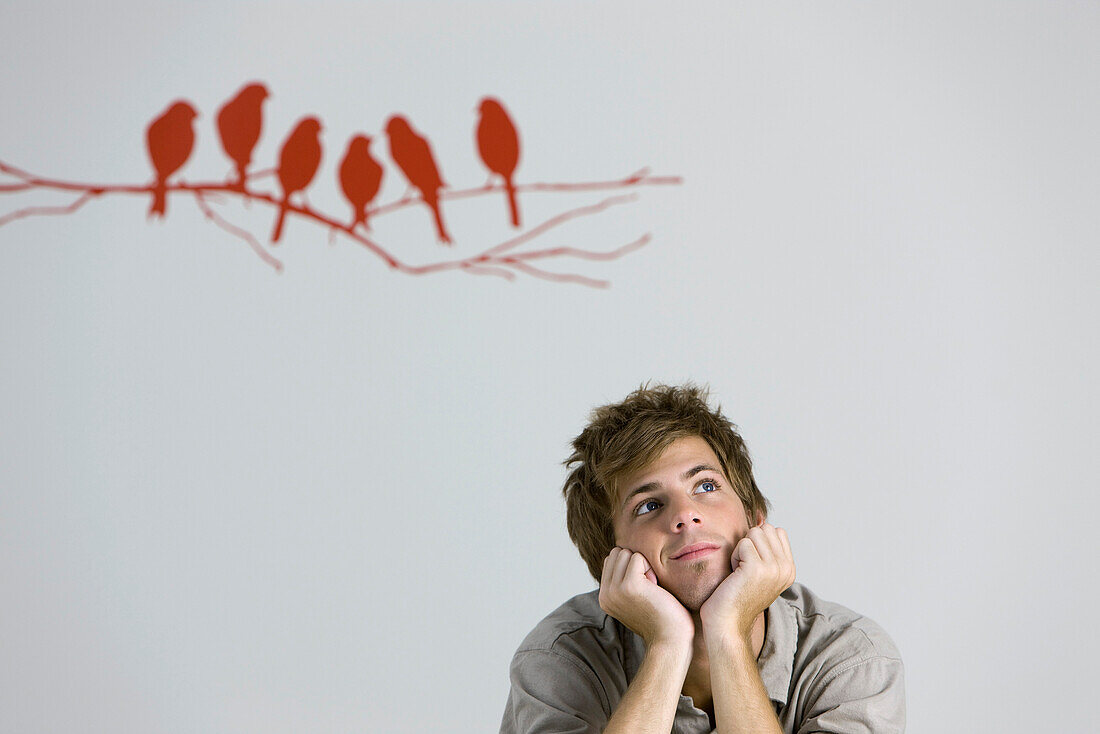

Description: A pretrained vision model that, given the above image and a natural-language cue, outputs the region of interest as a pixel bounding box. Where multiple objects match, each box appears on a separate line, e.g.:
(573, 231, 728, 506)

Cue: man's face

(611, 435, 759, 611)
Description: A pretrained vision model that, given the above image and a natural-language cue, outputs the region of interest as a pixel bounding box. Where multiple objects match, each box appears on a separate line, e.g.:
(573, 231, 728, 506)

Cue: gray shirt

(500, 583, 904, 733)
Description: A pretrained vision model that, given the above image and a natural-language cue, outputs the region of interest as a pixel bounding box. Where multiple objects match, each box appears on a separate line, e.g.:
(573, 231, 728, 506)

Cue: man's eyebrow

(618, 464, 721, 513)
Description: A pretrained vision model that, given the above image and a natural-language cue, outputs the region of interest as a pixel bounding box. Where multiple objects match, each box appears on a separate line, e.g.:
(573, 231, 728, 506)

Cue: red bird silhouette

(271, 116, 322, 243)
(338, 135, 383, 231)
(384, 115, 451, 244)
(145, 100, 198, 218)
(476, 97, 521, 227)
(216, 82, 269, 190)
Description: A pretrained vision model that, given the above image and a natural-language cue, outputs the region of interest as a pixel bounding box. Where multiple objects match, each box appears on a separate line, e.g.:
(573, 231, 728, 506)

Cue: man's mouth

(670, 542, 720, 561)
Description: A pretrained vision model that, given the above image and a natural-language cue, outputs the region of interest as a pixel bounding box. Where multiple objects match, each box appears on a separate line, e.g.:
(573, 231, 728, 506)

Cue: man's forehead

(627, 436, 720, 479)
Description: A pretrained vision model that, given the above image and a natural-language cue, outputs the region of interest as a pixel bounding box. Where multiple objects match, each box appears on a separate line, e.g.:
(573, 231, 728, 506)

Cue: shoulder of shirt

(513, 588, 621, 658)
(780, 582, 903, 668)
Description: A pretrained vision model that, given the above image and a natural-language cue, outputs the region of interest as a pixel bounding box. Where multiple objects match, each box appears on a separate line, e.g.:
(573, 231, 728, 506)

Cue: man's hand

(699, 523, 795, 642)
(598, 547, 694, 648)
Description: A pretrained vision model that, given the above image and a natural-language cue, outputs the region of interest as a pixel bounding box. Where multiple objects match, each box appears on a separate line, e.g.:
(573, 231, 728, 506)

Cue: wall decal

(0, 81, 680, 287)
(216, 83, 269, 193)
(385, 115, 452, 245)
(272, 116, 324, 244)
(476, 98, 522, 229)
(338, 135, 383, 234)
(146, 101, 199, 218)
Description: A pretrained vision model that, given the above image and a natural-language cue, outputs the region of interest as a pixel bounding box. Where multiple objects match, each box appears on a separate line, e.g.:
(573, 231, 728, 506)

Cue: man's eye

(636, 500, 661, 516)
(694, 480, 718, 494)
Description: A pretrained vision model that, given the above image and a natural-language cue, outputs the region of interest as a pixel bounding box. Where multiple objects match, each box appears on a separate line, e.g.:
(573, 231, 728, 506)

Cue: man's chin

(666, 570, 726, 612)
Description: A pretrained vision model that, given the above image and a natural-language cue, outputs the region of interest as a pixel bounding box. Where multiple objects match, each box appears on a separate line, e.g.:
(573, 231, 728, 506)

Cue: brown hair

(562, 383, 769, 581)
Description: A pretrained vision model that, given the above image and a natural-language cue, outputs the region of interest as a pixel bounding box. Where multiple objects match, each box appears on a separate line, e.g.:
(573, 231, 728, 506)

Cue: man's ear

(750, 508, 766, 527)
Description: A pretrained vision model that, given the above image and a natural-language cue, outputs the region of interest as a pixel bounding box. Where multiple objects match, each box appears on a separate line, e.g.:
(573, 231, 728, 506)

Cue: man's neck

(680, 610, 767, 714)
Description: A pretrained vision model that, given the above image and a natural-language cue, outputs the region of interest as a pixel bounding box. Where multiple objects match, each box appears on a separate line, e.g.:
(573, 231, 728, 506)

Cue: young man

(500, 384, 905, 733)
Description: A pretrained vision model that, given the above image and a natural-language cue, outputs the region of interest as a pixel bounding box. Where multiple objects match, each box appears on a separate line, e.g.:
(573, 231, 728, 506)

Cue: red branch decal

(1, 83, 681, 287)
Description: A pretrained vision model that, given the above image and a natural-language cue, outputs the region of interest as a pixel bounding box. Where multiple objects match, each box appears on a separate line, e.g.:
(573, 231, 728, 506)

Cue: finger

(612, 547, 633, 583)
(775, 527, 796, 583)
(626, 552, 649, 581)
(601, 547, 623, 588)
(733, 534, 763, 566)
(602, 550, 629, 581)
(764, 523, 791, 563)
(776, 527, 793, 560)
(760, 523, 786, 560)
(759, 525, 794, 585)
(746, 526, 775, 563)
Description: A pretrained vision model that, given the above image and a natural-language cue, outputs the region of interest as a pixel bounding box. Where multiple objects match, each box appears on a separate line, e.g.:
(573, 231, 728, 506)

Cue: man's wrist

(644, 629, 694, 658)
(701, 619, 753, 658)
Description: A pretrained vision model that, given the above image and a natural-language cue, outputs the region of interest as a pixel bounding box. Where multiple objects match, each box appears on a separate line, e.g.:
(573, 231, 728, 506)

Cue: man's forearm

(707, 635, 783, 734)
(602, 639, 692, 734)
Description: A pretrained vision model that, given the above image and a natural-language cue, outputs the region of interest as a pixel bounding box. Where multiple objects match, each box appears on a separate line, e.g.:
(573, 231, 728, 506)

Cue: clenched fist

(598, 547, 694, 648)
(699, 523, 795, 642)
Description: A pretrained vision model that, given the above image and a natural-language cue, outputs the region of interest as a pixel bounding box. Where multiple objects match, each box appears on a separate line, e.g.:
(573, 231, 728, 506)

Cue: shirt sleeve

(796, 655, 906, 734)
(499, 648, 612, 734)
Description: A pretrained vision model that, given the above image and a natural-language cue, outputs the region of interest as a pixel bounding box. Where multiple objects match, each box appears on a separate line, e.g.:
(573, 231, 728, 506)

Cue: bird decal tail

(272, 202, 288, 242)
(505, 178, 520, 228)
(233, 164, 248, 191)
(428, 195, 452, 244)
(149, 182, 167, 218)
(352, 206, 370, 231)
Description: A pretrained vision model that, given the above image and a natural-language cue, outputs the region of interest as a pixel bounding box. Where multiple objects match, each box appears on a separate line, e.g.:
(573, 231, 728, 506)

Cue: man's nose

(669, 501, 702, 531)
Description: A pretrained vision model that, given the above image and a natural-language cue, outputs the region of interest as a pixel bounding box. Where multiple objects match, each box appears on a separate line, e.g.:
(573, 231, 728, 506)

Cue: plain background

(1, 2, 1097, 731)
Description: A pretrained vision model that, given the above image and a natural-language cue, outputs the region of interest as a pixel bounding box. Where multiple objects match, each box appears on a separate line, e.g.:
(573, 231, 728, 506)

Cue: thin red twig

(460, 263, 517, 281)
(499, 258, 610, 289)
(378, 193, 646, 284)
(0, 190, 99, 228)
(480, 193, 637, 258)
(513, 233, 651, 262)
(194, 190, 284, 272)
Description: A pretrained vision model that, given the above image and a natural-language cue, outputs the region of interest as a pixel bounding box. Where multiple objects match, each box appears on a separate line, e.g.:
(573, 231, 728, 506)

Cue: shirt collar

(757, 593, 797, 707)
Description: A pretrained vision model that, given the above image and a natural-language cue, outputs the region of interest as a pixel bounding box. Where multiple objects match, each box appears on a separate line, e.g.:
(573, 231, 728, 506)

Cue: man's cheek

(653, 567, 675, 588)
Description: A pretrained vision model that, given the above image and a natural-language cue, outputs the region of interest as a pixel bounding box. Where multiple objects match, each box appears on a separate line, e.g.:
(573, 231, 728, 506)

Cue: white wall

(1, 2, 1097, 731)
